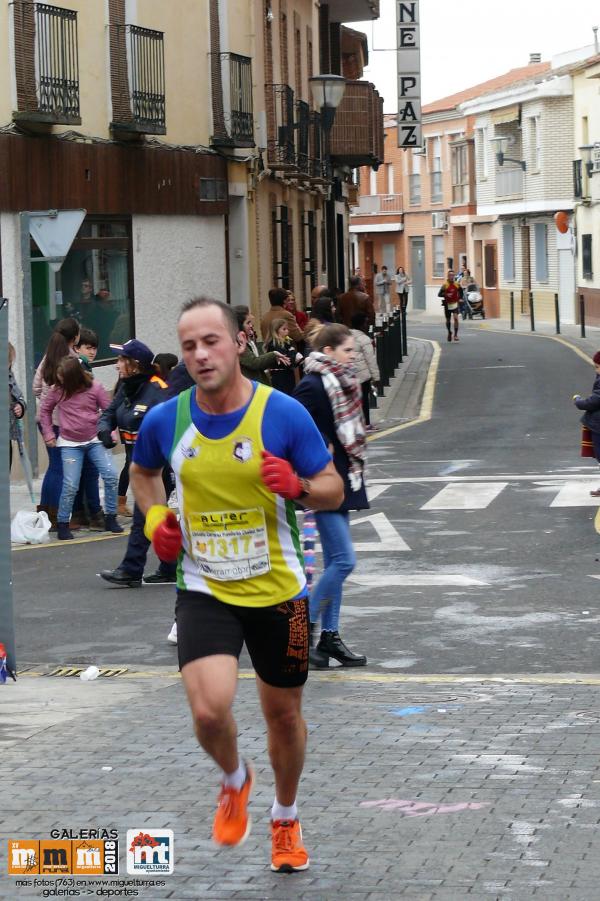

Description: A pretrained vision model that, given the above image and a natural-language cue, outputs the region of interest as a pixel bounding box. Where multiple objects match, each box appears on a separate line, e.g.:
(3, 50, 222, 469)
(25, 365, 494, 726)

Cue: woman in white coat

(350, 312, 380, 431)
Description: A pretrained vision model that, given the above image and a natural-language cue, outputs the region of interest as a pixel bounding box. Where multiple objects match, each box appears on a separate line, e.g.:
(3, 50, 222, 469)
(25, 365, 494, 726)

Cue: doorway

(410, 237, 426, 309)
(558, 249, 575, 324)
(483, 241, 499, 318)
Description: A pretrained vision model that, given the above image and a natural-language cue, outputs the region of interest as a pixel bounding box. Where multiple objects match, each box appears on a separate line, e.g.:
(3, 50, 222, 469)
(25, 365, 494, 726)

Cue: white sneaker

(167, 622, 177, 645)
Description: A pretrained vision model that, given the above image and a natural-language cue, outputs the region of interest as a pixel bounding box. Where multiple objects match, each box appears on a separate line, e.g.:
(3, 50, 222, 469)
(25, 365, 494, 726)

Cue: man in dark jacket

(337, 277, 375, 328)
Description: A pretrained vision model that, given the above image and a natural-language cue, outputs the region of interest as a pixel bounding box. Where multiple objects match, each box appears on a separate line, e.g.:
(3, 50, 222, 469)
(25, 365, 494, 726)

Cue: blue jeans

(310, 511, 356, 632)
(73, 456, 101, 515)
(39, 425, 63, 508)
(58, 443, 118, 523)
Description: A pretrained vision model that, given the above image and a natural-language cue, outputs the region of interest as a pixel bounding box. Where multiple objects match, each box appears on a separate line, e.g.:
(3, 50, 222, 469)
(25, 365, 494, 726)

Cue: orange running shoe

(270, 819, 310, 872)
(212, 764, 254, 847)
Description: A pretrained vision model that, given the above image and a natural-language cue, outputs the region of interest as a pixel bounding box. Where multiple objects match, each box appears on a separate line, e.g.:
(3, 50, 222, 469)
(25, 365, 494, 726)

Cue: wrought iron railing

(309, 110, 329, 181)
(35, 3, 80, 120)
(266, 84, 296, 168)
(228, 53, 253, 144)
(295, 100, 310, 175)
(128, 25, 165, 130)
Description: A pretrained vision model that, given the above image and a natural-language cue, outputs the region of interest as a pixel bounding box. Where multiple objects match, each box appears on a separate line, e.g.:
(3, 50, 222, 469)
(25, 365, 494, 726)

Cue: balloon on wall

(554, 211, 570, 234)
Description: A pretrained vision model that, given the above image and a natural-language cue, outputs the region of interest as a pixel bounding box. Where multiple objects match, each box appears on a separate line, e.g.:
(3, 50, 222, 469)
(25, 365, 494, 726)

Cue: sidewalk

(3, 671, 600, 899)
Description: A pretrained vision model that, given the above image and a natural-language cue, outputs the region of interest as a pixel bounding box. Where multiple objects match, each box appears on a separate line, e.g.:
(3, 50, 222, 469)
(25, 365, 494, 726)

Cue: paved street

(4, 321, 600, 899)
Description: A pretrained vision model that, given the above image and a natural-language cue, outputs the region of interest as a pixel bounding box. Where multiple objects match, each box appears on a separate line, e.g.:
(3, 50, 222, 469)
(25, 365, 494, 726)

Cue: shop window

(32, 217, 133, 364)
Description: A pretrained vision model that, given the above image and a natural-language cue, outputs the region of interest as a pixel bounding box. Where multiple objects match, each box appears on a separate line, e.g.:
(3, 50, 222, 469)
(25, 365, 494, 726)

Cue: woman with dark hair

(304, 295, 337, 350)
(34, 318, 81, 526)
(294, 323, 368, 668)
(39, 356, 121, 541)
(233, 305, 286, 385)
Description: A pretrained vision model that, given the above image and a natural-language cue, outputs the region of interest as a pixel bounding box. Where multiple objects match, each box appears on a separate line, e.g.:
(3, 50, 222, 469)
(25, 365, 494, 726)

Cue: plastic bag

(11, 510, 51, 545)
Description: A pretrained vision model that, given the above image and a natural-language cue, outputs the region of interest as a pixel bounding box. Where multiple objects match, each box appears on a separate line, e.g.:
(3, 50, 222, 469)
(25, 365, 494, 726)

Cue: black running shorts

(175, 589, 309, 688)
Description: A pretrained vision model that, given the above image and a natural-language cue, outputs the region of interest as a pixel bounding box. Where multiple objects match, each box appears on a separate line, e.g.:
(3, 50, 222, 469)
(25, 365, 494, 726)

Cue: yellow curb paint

(595, 505, 600, 536)
(12, 530, 131, 552)
(17, 668, 600, 686)
(368, 338, 441, 442)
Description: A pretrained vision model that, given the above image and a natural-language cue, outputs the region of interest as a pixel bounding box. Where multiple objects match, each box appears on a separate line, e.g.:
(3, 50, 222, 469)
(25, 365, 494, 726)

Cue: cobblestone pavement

(3, 671, 600, 900)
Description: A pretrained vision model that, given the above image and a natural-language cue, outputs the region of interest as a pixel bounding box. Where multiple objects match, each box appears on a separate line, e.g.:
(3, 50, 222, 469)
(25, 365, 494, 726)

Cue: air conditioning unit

(432, 212, 448, 230)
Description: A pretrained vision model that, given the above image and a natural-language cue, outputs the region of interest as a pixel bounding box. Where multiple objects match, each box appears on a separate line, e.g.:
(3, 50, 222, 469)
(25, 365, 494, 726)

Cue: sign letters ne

(396, 0, 422, 148)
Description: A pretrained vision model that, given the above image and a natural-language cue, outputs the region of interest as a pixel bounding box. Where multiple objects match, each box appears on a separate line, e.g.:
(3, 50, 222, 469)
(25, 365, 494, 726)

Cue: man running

(130, 297, 343, 873)
(438, 269, 463, 342)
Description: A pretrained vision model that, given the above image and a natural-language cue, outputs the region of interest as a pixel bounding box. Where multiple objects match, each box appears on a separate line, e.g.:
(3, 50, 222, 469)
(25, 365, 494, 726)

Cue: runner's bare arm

(296, 461, 344, 511)
(129, 462, 166, 515)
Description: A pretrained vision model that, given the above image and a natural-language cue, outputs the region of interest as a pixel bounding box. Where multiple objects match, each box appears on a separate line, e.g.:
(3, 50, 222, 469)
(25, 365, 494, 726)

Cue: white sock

(271, 798, 298, 822)
(222, 761, 246, 791)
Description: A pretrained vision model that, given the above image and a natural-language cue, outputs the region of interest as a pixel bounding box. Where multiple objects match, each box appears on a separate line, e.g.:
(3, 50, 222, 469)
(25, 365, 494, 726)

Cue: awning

(492, 104, 520, 125)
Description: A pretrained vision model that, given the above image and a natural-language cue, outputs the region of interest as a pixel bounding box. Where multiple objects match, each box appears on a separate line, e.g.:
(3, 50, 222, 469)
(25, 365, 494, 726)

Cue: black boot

(56, 522, 74, 541)
(99, 568, 142, 588)
(309, 625, 329, 669)
(104, 514, 124, 534)
(320, 630, 367, 667)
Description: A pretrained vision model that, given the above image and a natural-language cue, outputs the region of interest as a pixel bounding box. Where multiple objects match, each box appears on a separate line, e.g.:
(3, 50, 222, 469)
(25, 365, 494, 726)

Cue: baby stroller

(462, 285, 485, 319)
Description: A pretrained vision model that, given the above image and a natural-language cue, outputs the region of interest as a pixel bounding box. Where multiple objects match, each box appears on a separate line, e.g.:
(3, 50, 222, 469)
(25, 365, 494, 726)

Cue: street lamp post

(309, 74, 346, 291)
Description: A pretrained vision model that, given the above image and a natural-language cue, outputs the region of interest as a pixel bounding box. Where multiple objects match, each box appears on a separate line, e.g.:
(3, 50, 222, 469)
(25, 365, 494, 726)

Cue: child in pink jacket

(40, 356, 123, 541)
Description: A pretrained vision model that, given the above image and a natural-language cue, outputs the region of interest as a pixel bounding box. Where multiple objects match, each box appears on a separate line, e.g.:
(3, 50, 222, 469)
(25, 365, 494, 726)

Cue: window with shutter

(502, 224, 515, 281)
(534, 223, 548, 283)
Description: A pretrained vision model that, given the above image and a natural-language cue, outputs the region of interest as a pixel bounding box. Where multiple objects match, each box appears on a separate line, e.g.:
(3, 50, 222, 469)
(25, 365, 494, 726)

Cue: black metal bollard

(382, 320, 391, 388)
(554, 293, 560, 335)
(375, 328, 386, 395)
(580, 294, 586, 338)
(529, 291, 535, 332)
(510, 291, 515, 330)
(401, 305, 408, 356)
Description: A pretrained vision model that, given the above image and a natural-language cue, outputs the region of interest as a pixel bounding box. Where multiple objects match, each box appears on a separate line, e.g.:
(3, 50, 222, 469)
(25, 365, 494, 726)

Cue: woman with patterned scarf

(294, 323, 369, 668)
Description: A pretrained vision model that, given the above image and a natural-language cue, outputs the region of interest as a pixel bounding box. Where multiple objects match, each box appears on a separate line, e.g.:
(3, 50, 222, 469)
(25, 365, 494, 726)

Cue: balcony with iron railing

(495, 166, 524, 198)
(329, 80, 384, 169)
(350, 193, 403, 216)
(13, 2, 81, 125)
(111, 25, 165, 134)
(210, 52, 254, 147)
(266, 84, 296, 170)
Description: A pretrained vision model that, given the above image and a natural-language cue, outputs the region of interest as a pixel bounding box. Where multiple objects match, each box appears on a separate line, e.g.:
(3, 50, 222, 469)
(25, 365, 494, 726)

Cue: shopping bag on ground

(10, 510, 51, 545)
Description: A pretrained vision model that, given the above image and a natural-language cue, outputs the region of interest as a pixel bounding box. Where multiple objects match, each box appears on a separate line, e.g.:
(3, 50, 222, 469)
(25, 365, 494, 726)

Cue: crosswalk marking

(350, 512, 411, 552)
(421, 482, 508, 510)
(349, 574, 488, 588)
(550, 480, 600, 507)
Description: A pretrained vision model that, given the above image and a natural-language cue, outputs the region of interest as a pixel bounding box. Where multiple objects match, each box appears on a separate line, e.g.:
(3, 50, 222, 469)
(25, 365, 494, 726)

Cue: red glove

(261, 450, 303, 500)
(144, 506, 183, 562)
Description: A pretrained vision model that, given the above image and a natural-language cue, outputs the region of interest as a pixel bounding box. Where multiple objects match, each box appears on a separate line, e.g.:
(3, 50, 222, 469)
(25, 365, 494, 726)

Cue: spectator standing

(374, 266, 392, 314)
(34, 318, 82, 528)
(284, 291, 308, 332)
(260, 287, 304, 346)
(337, 276, 375, 329)
(350, 312, 380, 431)
(39, 356, 122, 541)
(394, 267, 410, 311)
(234, 305, 284, 386)
(98, 339, 173, 586)
(304, 295, 337, 350)
(8, 342, 26, 472)
(574, 351, 600, 497)
(294, 324, 368, 669)
(265, 319, 301, 395)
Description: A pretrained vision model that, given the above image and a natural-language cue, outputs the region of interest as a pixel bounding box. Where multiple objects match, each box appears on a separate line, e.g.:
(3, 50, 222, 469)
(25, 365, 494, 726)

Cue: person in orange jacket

(438, 270, 463, 343)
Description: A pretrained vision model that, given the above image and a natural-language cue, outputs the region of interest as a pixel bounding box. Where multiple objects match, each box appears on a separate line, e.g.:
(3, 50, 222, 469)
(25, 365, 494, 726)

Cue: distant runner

(438, 270, 463, 342)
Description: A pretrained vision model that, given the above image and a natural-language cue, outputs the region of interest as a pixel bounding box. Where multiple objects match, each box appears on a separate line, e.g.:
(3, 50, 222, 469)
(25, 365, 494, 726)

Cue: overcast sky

(354, 0, 600, 110)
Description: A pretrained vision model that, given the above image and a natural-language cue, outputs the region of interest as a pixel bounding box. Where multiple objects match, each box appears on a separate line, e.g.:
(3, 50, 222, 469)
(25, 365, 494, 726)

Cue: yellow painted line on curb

(12, 530, 131, 551)
(17, 668, 600, 686)
(480, 326, 594, 368)
(367, 338, 441, 442)
(595, 506, 600, 536)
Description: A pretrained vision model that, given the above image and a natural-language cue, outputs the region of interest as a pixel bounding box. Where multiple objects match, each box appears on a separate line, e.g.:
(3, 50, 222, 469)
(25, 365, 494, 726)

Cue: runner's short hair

(179, 297, 238, 340)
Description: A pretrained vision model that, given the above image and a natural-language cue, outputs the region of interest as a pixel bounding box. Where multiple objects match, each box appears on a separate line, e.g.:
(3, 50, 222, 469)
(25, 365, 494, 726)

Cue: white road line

(350, 512, 411, 552)
(369, 473, 599, 484)
(421, 482, 508, 510)
(550, 481, 600, 507)
(348, 574, 489, 588)
(367, 485, 390, 502)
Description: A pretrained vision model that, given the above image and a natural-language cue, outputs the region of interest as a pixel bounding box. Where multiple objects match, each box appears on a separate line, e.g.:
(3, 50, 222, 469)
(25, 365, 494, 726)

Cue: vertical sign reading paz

(397, 0, 422, 148)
